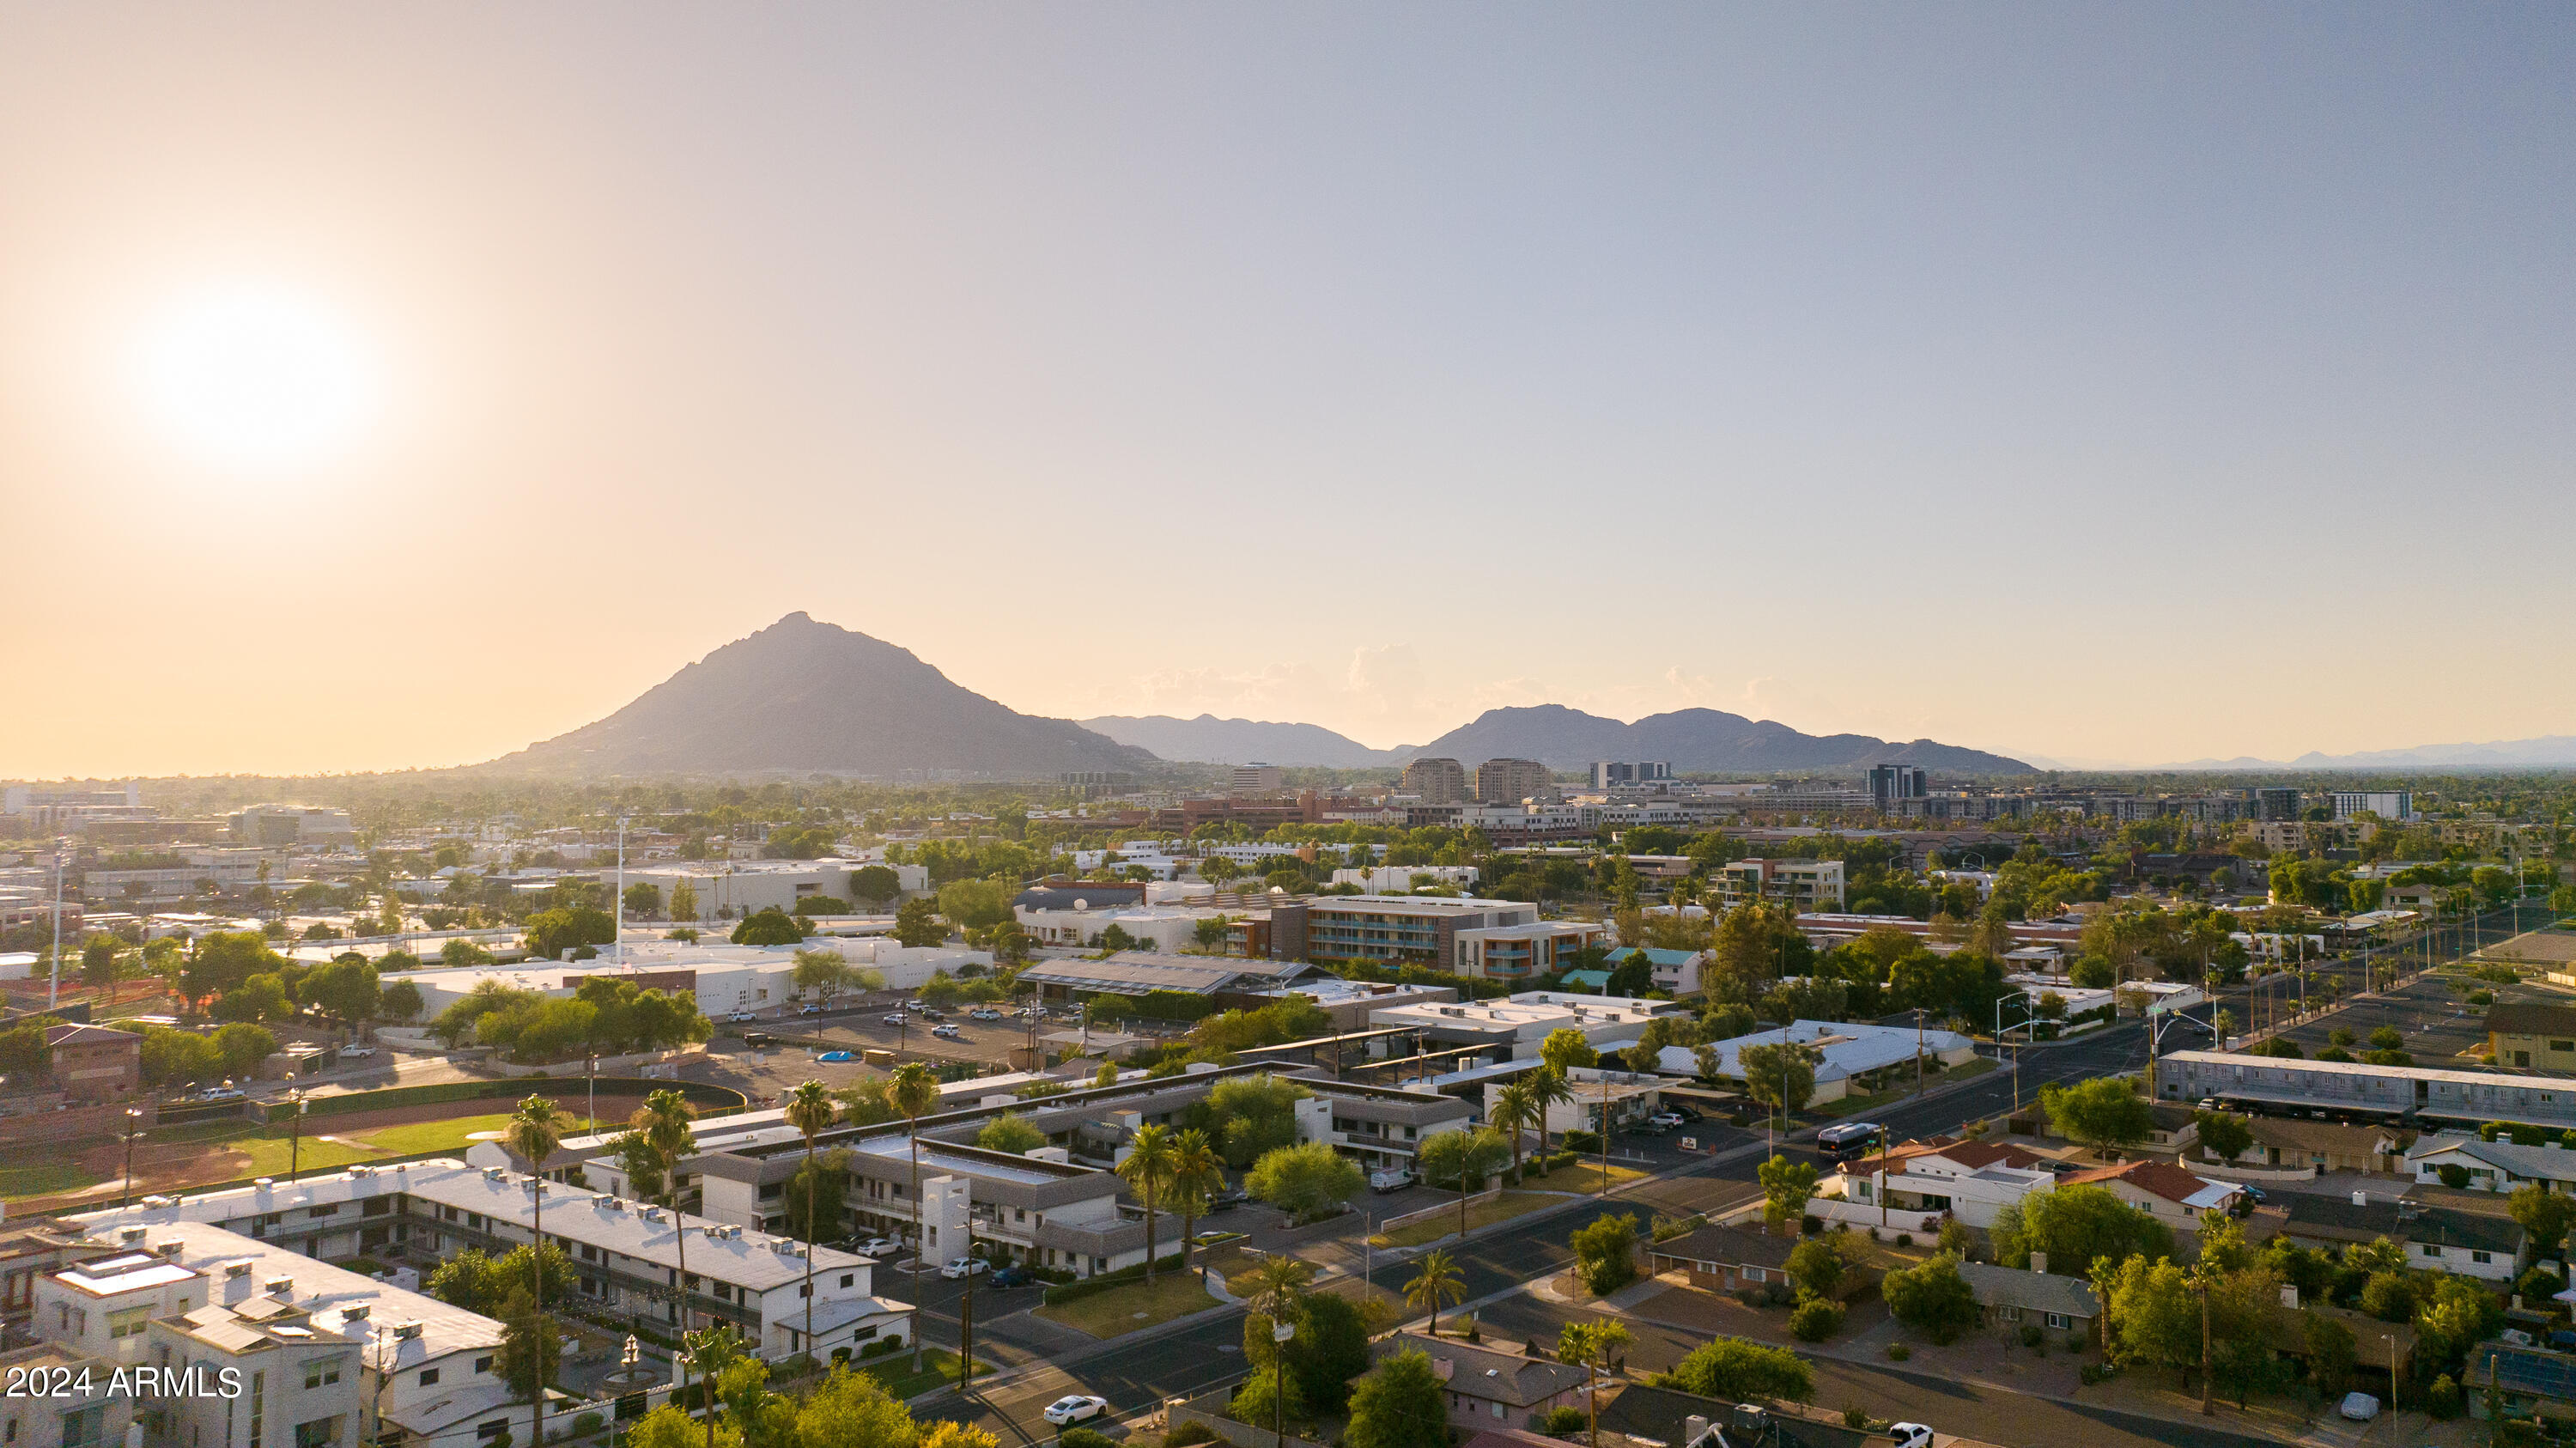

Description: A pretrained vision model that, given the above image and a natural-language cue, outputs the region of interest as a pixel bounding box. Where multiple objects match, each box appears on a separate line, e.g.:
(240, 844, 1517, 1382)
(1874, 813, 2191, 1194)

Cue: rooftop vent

(253, 1178, 274, 1189)
(482, 1167, 507, 1182)
(152, 1239, 184, 1259)
(392, 1321, 424, 1341)
(603, 1197, 623, 1211)
(342, 1305, 370, 1322)
(118, 1226, 148, 1243)
(641, 1208, 665, 1222)
(264, 1275, 295, 1296)
(225, 1262, 252, 1280)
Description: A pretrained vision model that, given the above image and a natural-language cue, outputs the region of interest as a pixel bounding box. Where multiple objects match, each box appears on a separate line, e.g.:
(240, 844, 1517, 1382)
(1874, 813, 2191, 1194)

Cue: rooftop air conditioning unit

(264, 1275, 295, 1296)
(392, 1322, 424, 1341)
(119, 1226, 148, 1243)
(153, 1240, 184, 1258)
(482, 1167, 507, 1182)
(342, 1305, 370, 1322)
(224, 1262, 252, 1280)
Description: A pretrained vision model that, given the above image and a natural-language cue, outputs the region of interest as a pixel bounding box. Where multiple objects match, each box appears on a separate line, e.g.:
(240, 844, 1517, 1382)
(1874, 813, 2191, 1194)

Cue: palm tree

(1530, 1068, 1574, 1169)
(890, 1061, 940, 1372)
(1405, 1247, 1466, 1337)
(781, 1079, 840, 1362)
(1558, 1318, 1632, 1448)
(1167, 1129, 1225, 1281)
(503, 1094, 568, 1448)
(1117, 1123, 1179, 1283)
(1491, 1080, 1540, 1183)
(1419, 1128, 1510, 1244)
(1245, 1252, 1315, 1326)
(630, 1091, 697, 1422)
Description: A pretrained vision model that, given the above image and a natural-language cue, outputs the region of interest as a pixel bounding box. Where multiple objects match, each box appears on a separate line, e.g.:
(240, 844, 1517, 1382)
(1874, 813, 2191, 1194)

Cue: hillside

(490, 613, 1157, 778)
(1412, 705, 2033, 775)
(1079, 715, 1412, 768)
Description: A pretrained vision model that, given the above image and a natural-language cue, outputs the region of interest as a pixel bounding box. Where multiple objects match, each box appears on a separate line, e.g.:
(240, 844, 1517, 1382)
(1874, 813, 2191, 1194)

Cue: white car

(969, 1007, 1004, 1021)
(1042, 1396, 1109, 1427)
(338, 1046, 377, 1059)
(1886, 1426, 1934, 1448)
(856, 1237, 903, 1257)
(799, 1004, 827, 1016)
(939, 1256, 990, 1280)
(2339, 1392, 2380, 1422)
(883, 1013, 908, 1025)
(931, 1023, 963, 1039)
(1369, 1168, 1414, 1194)
(1646, 1110, 1685, 1129)
(727, 1011, 758, 1023)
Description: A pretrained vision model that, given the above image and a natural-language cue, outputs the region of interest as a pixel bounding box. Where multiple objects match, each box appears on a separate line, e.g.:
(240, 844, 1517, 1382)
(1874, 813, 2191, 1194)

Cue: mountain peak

(1415, 704, 2032, 774)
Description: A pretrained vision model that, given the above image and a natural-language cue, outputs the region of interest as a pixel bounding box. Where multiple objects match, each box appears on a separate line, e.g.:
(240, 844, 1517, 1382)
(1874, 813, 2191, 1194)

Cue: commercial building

(1867, 765, 1927, 808)
(1229, 764, 1285, 794)
(225, 807, 357, 850)
(2251, 787, 2303, 822)
(1327, 865, 1479, 893)
(1473, 759, 1556, 806)
(1667, 1019, 1978, 1104)
(1368, 990, 1680, 1060)
(1588, 763, 1673, 790)
(1713, 859, 1846, 910)
(1399, 758, 1471, 806)
(1303, 895, 1539, 967)
(623, 861, 927, 917)
(1011, 953, 1309, 1004)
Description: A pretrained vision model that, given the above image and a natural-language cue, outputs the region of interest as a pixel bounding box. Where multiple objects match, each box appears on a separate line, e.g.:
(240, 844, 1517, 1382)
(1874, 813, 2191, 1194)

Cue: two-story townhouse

(0, 1344, 130, 1448)
(1827, 1137, 2058, 1230)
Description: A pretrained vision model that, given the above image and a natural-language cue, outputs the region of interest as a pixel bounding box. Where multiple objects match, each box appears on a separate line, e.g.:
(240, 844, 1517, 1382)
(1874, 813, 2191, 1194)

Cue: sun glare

(133, 287, 381, 471)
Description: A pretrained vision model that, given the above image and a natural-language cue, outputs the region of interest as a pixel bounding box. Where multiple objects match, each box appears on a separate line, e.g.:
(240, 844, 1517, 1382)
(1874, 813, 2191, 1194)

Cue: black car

(1662, 1104, 1704, 1123)
(1207, 1187, 1249, 1212)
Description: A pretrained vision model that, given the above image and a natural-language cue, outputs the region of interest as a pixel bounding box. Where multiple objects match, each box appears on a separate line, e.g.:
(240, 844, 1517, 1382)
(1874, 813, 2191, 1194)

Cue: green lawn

(1515, 1161, 1645, 1196)
(348, 1110, 519, 1155)
(1033, 1273, 1222, 1339)
(1370, 1189, 1564, 1249)
(860, 1348, 987, 1399)
(0, 1160, 104, 1202)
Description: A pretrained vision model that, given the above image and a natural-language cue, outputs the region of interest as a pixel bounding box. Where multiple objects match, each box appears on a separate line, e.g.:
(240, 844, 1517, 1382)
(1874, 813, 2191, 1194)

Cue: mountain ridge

(1412, 704, 2035, 775)
(489, 613, 1154, 778)
(1080, 715, 1414, 768)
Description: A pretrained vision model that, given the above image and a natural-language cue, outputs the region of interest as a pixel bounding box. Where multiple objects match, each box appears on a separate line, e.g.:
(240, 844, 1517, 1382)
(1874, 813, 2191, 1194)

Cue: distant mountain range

(2156, 735, 2576, 771)
(490, 613, 1154, 778)
(484, 613, 2038, 779)
(1080, 715, 1416, 768)
(1412, 704, 2035, 775)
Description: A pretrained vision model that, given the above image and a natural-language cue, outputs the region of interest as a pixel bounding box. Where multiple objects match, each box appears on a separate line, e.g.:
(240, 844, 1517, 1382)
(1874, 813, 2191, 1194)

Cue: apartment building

(67, 1160, 906, 1360)
(1399, 758, 1470, 806)
(1714, 858, 1846, 910)
(1303, 895, 1541, 966)
(2332, 790, 2415, 821)
(1473, 759, 1556, 806)
(1447, 920, 1607, 982)
(1589, 763, 1673, 789)
(0, 1344, 129, 1448)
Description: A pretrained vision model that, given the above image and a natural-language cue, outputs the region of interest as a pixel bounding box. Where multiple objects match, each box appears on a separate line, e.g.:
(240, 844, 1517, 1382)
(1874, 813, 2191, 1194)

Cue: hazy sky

(4, 4, 2572, 777)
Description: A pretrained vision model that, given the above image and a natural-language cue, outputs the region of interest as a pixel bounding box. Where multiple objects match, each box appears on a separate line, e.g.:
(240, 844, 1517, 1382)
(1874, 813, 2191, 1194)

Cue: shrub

(1842, 1408, 1868, 1430)
(2079, 1363, 2111, 1385)
(2439, 1164, 2472, 1189)
(1165, 1424, 1219, 1448)
(1801, 1214, 1823, 1236)
(1060, 1430, 1116, 1448)
(1537, 1406, 1587, 1437)
(571, 1415, 604, 1438)
(1894, 1232, 1913, 1248)
(2066, 1335, 2087, 1354)
(2428, 1374, 2462, 1420)
(1789, 1297, 1844, 1342)
(2019, 1324, 2042, 1349)
(1886, 1343, 1911, 1361)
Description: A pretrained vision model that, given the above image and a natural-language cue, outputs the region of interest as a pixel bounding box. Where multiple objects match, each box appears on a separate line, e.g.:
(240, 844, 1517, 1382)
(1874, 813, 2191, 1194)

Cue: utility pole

(1913, 1008, 1926, 1098)
(49, 839, 64, 1013)
(2198, 1268, 2214, 1416)
(615, 816, 629, 962)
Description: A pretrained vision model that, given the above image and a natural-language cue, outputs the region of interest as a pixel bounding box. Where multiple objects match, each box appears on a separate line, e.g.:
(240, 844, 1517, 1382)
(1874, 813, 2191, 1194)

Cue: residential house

(2485, 1003, 2576, 1074)
(2473, 1343, 2576, 1423)
(2063, 1159, 2242, 1231)
(2406, 1134, 2576, 1194)
(1605, 946, 1703, 997)
(0, 1343, 130, 1448)
(1958, 1259, 2099, 1341)
(2201, 1117, 2410, 1177)
(1827, 1137, 2058, 1230)
(1665, 1020, 1978, 1105)
(1370, 1331, 1589, 1433)
(2269, 1191, 2524, 1281)
(1645, 1224, 1799, 1294)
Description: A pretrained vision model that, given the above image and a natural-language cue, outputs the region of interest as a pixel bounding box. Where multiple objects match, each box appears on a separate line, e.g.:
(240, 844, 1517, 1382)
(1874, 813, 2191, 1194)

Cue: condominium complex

(1713, 857, 1848, 910)
(1302, 895, 1540, 965)
(1473, 758, 1556, 806)
(1399, 757, 1471, 806)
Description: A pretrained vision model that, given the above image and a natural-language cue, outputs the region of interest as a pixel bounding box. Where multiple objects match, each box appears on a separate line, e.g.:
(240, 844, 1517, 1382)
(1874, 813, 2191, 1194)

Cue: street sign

(1680, 1136, 1698, 1151)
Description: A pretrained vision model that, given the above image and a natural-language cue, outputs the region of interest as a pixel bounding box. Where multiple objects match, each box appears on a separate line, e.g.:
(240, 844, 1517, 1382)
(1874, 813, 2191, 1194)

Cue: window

(2422, 1244, 2441, 1257)
(418, 1370, 440, 1388)
(109, 1305, 151, 1339)
(473, 1356, 494, 1375)
(1996, 1305, 2020, 1323)
(58, 1408, 104, 1448)
(306, 1358, 343, 1390)
(2474, 1250, 2494, 1264)
(840, 1275, 854, 1289)
(308, 1206, 337, 1220)
(293, 1419, 343, 1448)
(2044, 1312, 2072, 1331)
(2554, 1042, 2573, 1053)
(476, 1423, 509, 1443)
(1741, 1267, 1766, 1283)
(249, 1371, 264, 1448)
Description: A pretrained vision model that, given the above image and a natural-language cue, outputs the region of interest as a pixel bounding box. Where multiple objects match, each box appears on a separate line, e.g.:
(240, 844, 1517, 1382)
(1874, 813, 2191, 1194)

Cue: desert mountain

(492, 613, 1155, 778)
(1411, 704, 2034, 775)
(1079, 715, 1414, 769)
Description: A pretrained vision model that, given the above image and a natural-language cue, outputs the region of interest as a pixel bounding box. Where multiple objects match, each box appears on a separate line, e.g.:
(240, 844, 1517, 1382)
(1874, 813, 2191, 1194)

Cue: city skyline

(4, 6, 2572, 777)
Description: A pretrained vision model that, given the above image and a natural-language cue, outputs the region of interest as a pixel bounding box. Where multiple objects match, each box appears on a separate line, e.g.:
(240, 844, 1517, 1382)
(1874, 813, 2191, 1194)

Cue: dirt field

(34, 1090, 659, 1214)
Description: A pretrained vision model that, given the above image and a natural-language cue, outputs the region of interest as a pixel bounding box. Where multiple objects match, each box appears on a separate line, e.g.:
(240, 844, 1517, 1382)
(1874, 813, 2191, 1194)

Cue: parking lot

(2263, 970, 2567, 1074)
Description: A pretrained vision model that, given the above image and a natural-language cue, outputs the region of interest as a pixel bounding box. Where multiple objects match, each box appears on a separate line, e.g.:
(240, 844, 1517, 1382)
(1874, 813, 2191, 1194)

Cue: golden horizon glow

(130, 285, 381, 472)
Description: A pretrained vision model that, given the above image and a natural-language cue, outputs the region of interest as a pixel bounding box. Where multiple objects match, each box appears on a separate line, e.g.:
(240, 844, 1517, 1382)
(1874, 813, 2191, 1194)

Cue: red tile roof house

(1823, 1135, 2061, 1231)
(2065, 1159, 2243, 1231)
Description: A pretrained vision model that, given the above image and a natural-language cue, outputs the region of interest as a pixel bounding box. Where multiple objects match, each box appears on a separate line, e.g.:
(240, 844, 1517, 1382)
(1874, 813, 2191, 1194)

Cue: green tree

(1558, 1318, 1633, 1448)
(1758, 1153, 1820, 1236)
(1785, 1237, 1844, 1299)
(1739, 1042, 1820, 1138)
(0, 1024, 51, 1080)
(848, 867, 902, 910)
(891, 898, 945, 948)
(2195, 1110, 2255, 1165)
(1417, 1127, 1511, 1241)
(1491, 1080, 1542, 1183)
(2097, 1253, 2199, 1378)
(1540, 1027, 1598, 1074)
(211, 1022, 277, 1076)
(1245, 1141, 1363, 1222)
(298, 956, 381, 1042)
(379, 977, 425, 1024)
(728, 907, 807, 947)
(1287, 1291, 1372, 1414)
(497, 1289, 558, 1404)
(1118, 1123, 1180, 1283)
(890, 1062, 940, 1371)
(213, 973, 295, 1024)
(1657, 1337, 1814, 1403)
(975, 1114, 1046, 1154)
(2039, 1077, 2154, 1159)
(1190, 1074, 1312, 1167)
(1571, 1212, 1639, 1295)
(526, 906, 617, 959)
(1404, 1248, 1467, 1336)
(1345, 1349, 1450, 1448)
(668, 880, 700, 922)
(2512, 1184, 2576, 1257)
(622, 882, 663, 918)
(1994, 1182, 2174, 1279)
(1882, 1252, 1978, 1344)
(1167, 1127, 1227, 1279)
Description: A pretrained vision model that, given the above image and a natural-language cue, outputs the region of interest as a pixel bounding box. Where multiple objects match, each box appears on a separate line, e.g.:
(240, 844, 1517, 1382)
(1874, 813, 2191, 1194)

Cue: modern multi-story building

(2251, 787, 2303, 822)
(1867, 765, 1927, 808)
(1473, 759, 1555, 806)
(1303, 896, 1540, 966)
(1446, 921, 1607, 982)
(1713, 858, 1846, 910)
(1398, 758, 1470, 806)
(225, 807, 357, 850)
(1229, 764, 1285, 794)
(2331, 790, 2415, 821)
(1588, 763, 1673, 790)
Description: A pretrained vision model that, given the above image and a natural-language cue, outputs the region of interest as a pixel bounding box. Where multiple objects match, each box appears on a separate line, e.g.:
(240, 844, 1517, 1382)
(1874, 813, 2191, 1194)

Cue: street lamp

(285, 1087, 309, 1183)
(1270, 1319, 1296, 1445)
(120, 1107, 145, 1211)
(587, 1054, 600, 1135)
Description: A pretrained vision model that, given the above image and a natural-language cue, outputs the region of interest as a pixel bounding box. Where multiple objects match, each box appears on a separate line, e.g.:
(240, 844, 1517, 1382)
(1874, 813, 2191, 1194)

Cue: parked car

(741, 1031, 775, 1049)
(1369, 1168, 1414, 1194)
(1208, 1186, 1249, 1212)
(1886, 1426, 1934, 1448)
(2339, 1393, 2380, 1422)
(990, 1266, 1030, 1288)
(337, 1046, 377, 1059)
(1645, 1110, 1686, 1129)
(969, 1007, 1004, 1021)
(1661, 1103, 1704, 1123)
(1042, 1396, 1109, 1427)
(799, 1004, 828, 1016)
(914, 1007, 947, 1021)
(727, 1010, 758, 1023)
(882, 1013, 908, 1025)
(940, 1256, 990, 1280)
(818, 1050, 854, 1063)
(856, 1237, 903, 1257)
(931, 1024, 963, 1039)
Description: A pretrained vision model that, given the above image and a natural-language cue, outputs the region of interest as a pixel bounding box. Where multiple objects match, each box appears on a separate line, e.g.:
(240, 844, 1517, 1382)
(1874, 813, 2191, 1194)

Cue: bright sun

(133, 287, 381, 471)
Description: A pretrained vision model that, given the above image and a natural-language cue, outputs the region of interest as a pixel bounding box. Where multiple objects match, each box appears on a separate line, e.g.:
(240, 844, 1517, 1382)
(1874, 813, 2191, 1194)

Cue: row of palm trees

(1113, 1122, 1229, 1282)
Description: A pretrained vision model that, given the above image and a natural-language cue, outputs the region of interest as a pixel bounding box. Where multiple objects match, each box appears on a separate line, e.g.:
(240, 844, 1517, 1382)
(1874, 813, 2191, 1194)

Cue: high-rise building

(1474, 757, 1557, 805)
(1867, 764, 1927, 807)
(2330, 790, 2414, 821)
(2251, 787, 2302, 822)
(1230, 763, 1285, 794)
(1589, 762, 1674, 789)
(1400, 757, 1471, 806)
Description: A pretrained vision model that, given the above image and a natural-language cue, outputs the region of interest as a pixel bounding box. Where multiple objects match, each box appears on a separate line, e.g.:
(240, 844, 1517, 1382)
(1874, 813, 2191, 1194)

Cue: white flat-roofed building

(0, 1343, 130, 1448)
(1667, 1019, 1978, 1104)
(1366, 990, 1678, 1059)
(623, 861, 926, 918)
(1328, 865, 1480, 893)
(67, 1160, 908, 1361)
(1715, 859, 1848, 910)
